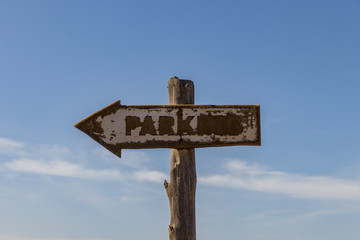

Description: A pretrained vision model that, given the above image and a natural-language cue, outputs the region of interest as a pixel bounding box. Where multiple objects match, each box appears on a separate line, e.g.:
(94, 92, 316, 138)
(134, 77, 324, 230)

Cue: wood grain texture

(165, 77, 197, 240)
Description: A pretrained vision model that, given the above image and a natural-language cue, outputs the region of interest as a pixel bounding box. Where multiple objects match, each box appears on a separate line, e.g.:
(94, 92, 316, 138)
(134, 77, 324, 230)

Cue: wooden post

(164, 77, 197, 240)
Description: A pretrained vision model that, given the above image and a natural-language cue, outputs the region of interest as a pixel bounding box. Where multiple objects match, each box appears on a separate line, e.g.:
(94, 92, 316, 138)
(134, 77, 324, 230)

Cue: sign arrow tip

(74, 100, 123, 158)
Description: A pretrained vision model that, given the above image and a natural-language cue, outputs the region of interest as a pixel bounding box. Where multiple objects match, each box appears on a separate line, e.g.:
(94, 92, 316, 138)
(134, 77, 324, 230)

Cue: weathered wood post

(164, 77, 197, 240)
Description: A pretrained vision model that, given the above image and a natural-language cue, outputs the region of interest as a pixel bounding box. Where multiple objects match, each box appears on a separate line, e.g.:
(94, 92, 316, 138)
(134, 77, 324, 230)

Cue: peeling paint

(75, 101, 260, 151)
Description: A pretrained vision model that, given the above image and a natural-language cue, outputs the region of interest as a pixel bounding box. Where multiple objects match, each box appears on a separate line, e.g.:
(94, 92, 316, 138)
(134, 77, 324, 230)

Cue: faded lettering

(139, 116, 157, 136)
(177, 110, 195, 135)
(125, 116, 142, 135)
(158, 116, 175, 135)
(197, 113, 243, 136)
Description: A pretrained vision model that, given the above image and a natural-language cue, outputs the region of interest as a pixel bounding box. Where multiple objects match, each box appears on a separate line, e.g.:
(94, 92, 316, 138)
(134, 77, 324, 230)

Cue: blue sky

(1, 0, 360, 239)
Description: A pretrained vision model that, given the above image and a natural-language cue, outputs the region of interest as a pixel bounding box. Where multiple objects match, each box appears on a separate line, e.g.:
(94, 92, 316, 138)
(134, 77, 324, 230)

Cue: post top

(168, 77, 194, 105)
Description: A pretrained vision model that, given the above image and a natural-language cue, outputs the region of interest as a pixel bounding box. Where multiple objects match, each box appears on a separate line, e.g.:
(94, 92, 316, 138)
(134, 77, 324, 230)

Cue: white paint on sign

(75, 101, 260, 154)
(95, 106, 259, 146)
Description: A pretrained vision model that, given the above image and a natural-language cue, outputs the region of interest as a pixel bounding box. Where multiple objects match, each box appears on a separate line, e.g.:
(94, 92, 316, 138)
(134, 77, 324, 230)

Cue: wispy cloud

(4, 158, 167, 183)
(1, 137, 167, 183)
(199, 159, 360, 201)
(133, 170, 167, 183)
(4, 158, 124, 181)
(0, 137, 25, 155)
(92, 148, 152, 169)
(0, 137, 24, 148)
(0, 235, 106, 240)
(4, 136, 360, 201)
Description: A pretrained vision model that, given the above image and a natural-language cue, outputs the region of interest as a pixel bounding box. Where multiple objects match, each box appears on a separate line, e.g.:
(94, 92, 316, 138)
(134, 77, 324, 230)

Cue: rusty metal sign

(75, 100, 260, 157)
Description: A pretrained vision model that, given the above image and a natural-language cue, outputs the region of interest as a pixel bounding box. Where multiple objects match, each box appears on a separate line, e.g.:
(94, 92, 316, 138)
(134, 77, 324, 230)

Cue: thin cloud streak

(4, 136, 360, 201)
(4, 159, 123, 181)
(1, 137, 168, 183)
(4, 158, 167, 183)
(0, 137, 24, 149)
(0, 235, 106, 240)
(199, 160, 360, 201)
(133, 170, 167, 183)
(92, 148, 152, 169)
(0, 137, 25, 156)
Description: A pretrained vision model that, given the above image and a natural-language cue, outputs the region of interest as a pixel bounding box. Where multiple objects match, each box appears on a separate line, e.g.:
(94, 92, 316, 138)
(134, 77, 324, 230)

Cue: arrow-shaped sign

(74, 100, 260, 158)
